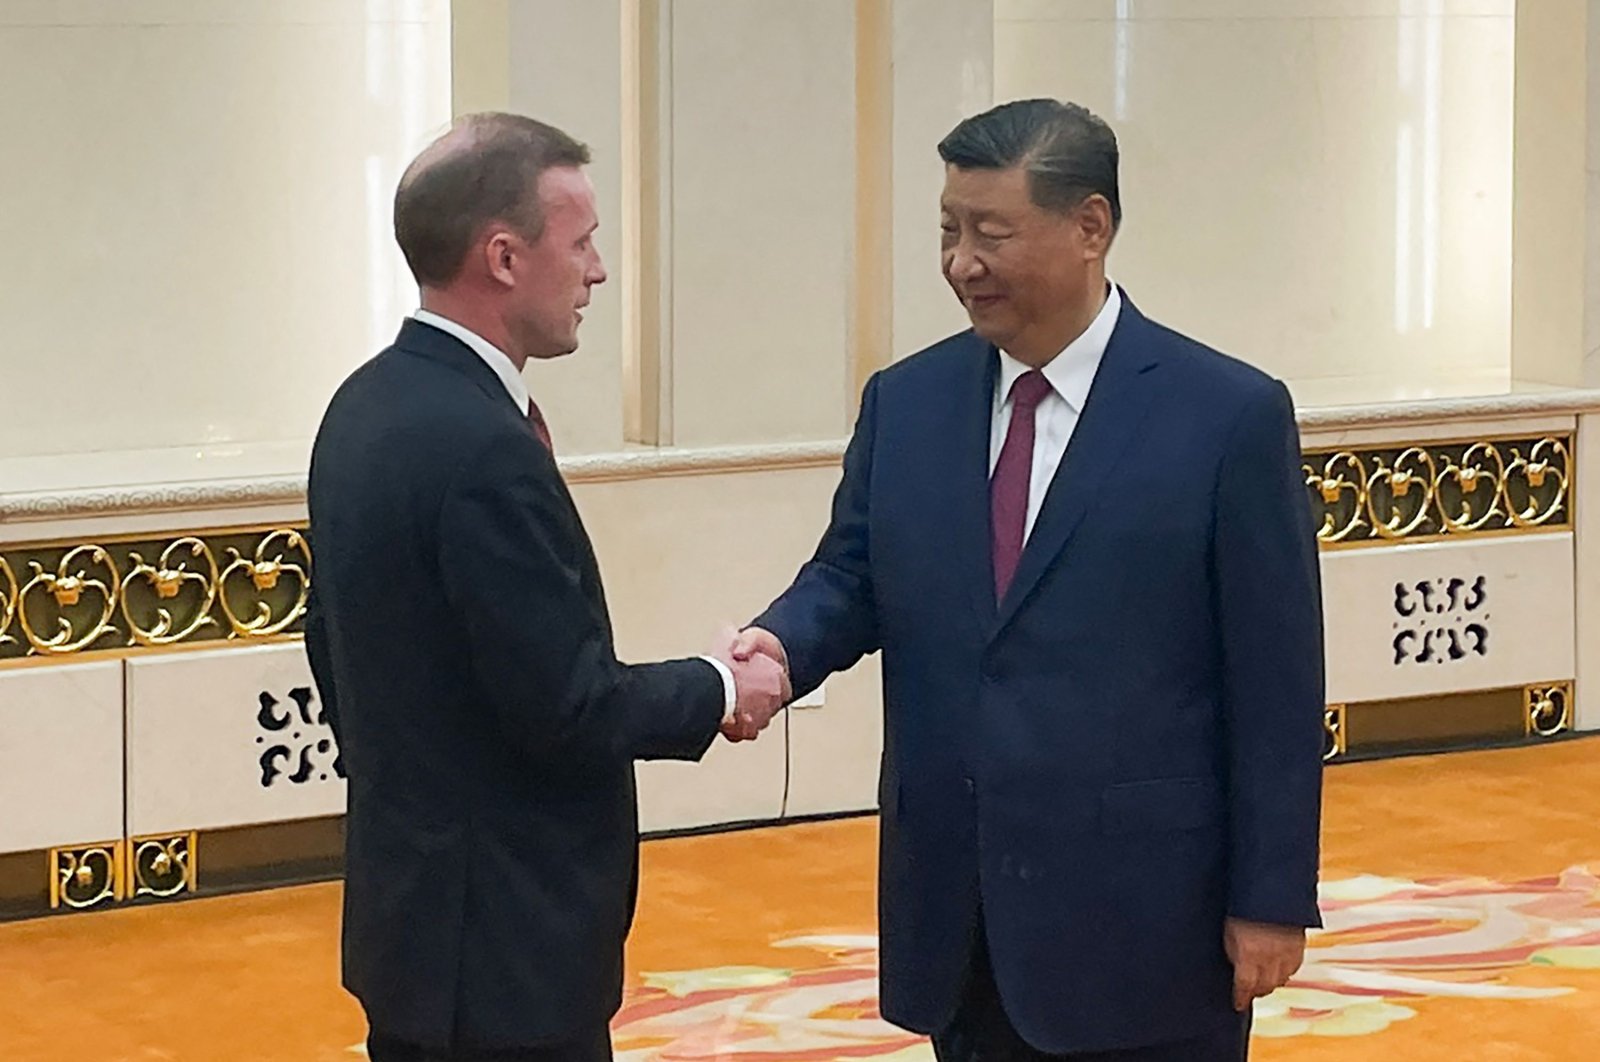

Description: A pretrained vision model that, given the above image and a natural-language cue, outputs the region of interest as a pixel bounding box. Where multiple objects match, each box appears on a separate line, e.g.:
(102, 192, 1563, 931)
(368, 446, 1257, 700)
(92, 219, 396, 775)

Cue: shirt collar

(996, 282, 1123, 412)
(412, 309, 531, 413)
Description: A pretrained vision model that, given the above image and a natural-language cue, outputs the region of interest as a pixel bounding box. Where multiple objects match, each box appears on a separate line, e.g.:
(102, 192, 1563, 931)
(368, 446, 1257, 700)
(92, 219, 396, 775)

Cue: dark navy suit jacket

(305, 320, 725, 1051)
(755, 293, 1325, 1053)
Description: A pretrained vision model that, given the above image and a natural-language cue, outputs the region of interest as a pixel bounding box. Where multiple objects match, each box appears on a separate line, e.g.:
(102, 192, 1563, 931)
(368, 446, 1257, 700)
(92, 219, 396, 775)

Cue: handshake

(708, 626, 790, 743)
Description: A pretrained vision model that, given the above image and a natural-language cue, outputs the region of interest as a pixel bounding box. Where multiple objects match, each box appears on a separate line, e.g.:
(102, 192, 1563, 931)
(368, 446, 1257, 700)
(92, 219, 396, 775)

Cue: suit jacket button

(964, 777, 976, 795)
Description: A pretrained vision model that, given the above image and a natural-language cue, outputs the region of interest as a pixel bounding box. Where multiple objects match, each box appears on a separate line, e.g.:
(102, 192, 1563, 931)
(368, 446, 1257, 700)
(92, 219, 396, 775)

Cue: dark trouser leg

(366, 1032, 429, 1062)
(513, 1025, 613, 1062)
(931, 931, 1048, 1062)
(1074, 1012, 1252, 1062)
(929, 926, 1251, 1062)
(366, 1026, 613, 1062)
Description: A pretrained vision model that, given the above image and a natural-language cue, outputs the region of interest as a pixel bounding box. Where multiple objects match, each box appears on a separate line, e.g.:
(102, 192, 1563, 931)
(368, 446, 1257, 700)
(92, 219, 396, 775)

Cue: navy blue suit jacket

(755, 293, 1324, 1053)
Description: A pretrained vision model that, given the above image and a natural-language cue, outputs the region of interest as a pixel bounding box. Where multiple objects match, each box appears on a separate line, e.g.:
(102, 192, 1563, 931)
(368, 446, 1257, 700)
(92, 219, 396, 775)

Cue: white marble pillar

(1581, 1, 1600, 730)
(1511, 0, 1589, 390)
(451, 0, 632, 455)
(1585, 0, 1600, 389)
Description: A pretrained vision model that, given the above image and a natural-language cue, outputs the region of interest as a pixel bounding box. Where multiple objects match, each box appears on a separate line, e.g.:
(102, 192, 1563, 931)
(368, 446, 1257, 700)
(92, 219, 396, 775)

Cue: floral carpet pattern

(612, 866, 1600, 1059)
(5, 742, 1600, 1060)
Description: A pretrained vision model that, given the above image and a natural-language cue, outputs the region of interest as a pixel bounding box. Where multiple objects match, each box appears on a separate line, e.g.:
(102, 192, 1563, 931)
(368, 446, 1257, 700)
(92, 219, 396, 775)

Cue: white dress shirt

(989, 284, 1123, 543)
(410, 310, 739, 722)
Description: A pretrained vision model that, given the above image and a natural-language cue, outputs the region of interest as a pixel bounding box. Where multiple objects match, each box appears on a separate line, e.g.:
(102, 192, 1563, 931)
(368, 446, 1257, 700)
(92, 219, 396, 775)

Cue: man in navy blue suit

(730, 99, 1325, 1060)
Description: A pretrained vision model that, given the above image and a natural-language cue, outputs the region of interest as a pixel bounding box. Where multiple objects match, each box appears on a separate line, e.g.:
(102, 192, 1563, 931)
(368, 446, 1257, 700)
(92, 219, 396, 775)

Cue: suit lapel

(395, 318, 605, 605)
(990, 298, 1163, 640)
(394, 317, 515, 410)
(947, 336, 1002, 630)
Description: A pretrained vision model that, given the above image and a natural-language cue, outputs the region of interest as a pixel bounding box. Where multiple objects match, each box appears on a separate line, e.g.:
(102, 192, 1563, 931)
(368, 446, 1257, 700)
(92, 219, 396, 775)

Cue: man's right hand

(710, 631, 790, 741)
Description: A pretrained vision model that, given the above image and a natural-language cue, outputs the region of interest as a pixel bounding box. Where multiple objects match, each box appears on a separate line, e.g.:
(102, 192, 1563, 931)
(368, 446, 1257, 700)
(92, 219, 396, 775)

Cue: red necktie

(526, 397, 553, 453)
(991, 371, 1053, 600)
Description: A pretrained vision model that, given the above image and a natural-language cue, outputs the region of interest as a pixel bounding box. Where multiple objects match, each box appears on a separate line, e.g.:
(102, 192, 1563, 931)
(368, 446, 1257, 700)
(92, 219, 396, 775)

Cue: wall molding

(0, 441, 849, 526)
(8, 391, 1600, 526)
(1299, 389, 1600, 430)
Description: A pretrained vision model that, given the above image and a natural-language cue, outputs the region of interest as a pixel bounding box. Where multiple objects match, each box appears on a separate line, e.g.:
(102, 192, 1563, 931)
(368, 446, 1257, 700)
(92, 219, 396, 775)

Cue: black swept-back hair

(937, 98, 1120, 229)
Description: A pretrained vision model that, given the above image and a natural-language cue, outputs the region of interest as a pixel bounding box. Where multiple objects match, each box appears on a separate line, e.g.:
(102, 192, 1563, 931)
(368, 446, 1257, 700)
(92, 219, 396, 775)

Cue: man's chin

(967, 319, 1010, 347)
(532, 337, 581, 360)
(962, 300, 1010, 331)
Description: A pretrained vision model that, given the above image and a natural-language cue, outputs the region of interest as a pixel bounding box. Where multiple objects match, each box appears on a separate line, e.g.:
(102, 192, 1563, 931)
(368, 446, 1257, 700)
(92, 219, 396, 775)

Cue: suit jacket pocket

(1100, 777, 1222, 835)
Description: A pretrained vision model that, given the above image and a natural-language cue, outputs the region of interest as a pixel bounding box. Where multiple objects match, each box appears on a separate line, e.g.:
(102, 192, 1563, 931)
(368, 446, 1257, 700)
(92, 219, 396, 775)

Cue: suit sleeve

(437, 438, 724, 766)
(753, 373, 883, 697)
(1214, 380, 1325, 928)
(302, 585, 342, 748)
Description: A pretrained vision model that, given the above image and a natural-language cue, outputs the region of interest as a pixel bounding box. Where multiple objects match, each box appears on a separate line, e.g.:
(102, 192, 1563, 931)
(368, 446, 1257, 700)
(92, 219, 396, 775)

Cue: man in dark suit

(305, 113, 787, 1062)
(731, 99, 1324, 1060)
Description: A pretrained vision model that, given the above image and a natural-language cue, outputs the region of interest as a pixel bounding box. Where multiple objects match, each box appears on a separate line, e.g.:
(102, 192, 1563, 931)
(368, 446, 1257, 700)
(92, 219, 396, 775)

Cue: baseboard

(9, 719, 1596, 926)
(1328, 683, 1579, 762)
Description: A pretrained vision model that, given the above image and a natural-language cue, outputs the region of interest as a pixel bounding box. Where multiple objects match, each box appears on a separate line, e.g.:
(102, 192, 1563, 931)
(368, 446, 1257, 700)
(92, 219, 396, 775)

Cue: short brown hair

(393, 112, 591, 286)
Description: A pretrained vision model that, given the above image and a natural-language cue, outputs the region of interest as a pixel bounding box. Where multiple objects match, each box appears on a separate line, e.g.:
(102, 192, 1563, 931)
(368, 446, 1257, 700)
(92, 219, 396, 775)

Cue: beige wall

(474, 0, 994, 820)
(994, 0, 1516, 407)
(572, 463, 882, 827)
(0, 0, 451, 463)
(5, 0, 1600, 843)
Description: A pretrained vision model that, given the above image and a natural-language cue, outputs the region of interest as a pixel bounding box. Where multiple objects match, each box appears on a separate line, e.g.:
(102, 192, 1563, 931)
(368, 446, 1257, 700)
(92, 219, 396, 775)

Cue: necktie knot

(1009, 370, 1053, 413)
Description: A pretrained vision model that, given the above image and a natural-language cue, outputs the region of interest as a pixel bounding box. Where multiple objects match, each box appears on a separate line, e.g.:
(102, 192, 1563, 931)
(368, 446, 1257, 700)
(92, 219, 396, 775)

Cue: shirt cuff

(699, 655, 737, 723)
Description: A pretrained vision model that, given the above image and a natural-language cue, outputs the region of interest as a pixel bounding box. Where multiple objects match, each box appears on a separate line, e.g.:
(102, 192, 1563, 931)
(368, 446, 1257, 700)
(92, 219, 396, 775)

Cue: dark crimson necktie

(525, 397, 553, 453)
(990, 370, 1053, 600)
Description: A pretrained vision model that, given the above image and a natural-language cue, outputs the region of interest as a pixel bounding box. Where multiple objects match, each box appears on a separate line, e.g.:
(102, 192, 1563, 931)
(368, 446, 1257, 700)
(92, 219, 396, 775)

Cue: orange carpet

(1, 740, 1598, 1060)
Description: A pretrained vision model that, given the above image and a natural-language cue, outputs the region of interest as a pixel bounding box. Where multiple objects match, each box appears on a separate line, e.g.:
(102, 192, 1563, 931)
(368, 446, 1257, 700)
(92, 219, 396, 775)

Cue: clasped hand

(708, 626, 791, 742)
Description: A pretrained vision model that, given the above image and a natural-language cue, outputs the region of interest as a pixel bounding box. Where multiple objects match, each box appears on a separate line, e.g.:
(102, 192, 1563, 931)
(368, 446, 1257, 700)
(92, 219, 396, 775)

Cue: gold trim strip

(1525, 681, 1575, 738)
(1323, 705, 1347, 763)
(0, 556, 16, 650)
(1, 527, 309, 663)
(1304, 434, 1571, 548)
(45, 834, 201, 911)
(129, 833, 198, 900)
(48, 841, 124, 911)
